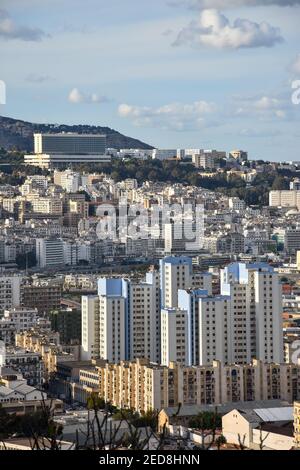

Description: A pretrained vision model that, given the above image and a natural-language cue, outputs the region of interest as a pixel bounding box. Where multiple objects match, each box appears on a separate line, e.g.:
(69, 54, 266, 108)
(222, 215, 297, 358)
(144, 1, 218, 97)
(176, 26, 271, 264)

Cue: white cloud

(68, 88, 110, 104)
(233, 93, 293, 120)
(0, 9, 47, 41)
(170, 0, 300, 9)
(118, 100, 217, 131)
(173, 9, 283, 49)
(237, 128, 282, 137)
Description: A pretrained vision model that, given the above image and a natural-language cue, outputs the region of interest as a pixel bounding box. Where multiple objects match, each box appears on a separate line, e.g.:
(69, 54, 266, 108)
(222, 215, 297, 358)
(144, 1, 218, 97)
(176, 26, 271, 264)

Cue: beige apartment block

(78, 358, 300, 413)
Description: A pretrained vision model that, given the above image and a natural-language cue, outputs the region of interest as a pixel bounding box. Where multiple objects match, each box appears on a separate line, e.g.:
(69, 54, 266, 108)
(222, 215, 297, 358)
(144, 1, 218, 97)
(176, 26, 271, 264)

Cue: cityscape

(1, 0, 300, 460)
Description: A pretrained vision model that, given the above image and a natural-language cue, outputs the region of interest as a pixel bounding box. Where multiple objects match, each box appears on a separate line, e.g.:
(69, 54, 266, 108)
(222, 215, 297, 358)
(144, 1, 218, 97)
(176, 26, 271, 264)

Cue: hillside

(0, 115, 153, 151)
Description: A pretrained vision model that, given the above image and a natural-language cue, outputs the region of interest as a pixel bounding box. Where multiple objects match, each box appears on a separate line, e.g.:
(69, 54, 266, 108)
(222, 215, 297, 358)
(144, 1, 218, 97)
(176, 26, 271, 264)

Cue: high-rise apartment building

(81, 280, 127, 363)
(160, 260, 283, 367)
(129, 270, 160, 363)
(177, 289, 230, 366)
(160, 256, 193, 308)
(221, 262, 283, 364)
(81, 274, 161, 363)
(161, 307, 189, 366)
(81, 258, 283, 369)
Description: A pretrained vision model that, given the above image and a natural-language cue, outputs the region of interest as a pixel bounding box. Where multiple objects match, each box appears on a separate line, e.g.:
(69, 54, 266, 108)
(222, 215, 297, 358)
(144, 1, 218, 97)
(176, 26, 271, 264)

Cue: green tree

(189, 411, 221, 430)
(272, 175, 288, 190)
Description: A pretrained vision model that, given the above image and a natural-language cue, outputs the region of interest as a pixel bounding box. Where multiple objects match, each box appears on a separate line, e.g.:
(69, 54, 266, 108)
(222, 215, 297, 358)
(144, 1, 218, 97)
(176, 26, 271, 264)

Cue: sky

(0, 0, 300, 160)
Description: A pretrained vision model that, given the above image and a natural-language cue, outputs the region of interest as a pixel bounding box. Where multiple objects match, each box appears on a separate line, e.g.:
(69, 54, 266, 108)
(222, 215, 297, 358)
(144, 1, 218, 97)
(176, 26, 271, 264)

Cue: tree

(189, 410, 221, 430)
(215, 434, 227, 450)
(188, 410, 222, 450)
(0, 405, 19, 440)
(272, 175, 288, 191)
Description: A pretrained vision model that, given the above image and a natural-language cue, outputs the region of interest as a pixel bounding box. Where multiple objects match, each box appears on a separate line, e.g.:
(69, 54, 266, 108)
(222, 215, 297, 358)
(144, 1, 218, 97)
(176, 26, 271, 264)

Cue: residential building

(72, 358, 300, 413)
(294, 401, 300, 447)
(160, 256, 193, 308)
(0, 347, 43, 386)
(0, 307, 39, 345)
(49, 308, 82, 345)
(0, 370, 45, 404)
(152, 149, 177, 160)
(285, 229, 300, 255)
(81, 271, 161, 363)
(161, 307, 189, 366)
(229, 150, 248, 163)
(222, 406, 294, 450)
(36, 238, 64, 268)
(269, 190, 300, 209)
(0, 275, 22, 312)
(193, 150, 226, 170)
(221, 262, 283, 364)
(21, 281, 62, 314)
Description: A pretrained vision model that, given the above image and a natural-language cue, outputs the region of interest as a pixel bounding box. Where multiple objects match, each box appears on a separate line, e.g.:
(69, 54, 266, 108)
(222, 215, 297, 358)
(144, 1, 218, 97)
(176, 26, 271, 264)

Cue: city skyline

(2, 1, 300, 453)
(0, 0, 300, 160)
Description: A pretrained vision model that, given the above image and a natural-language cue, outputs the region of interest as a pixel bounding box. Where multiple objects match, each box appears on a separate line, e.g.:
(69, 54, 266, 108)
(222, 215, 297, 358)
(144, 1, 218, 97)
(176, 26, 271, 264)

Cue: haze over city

(1, 0, 300, 160)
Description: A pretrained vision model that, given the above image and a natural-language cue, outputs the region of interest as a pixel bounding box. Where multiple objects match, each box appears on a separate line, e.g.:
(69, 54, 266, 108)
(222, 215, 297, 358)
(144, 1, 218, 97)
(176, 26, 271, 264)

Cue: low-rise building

(21, 280, 62, 313)
(222, 406, 294, 450)
(0, 307, 39, 345)
(15, 328, 79, 382)
(54, 358, 300, 413)
(0, 347, 43, 386)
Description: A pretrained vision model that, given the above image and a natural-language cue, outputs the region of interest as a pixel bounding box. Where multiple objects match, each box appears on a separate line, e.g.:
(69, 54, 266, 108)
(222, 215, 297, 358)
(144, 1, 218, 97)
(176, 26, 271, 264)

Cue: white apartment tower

(173, 262, 283, 367)
(81, 273, 161, 363)
(161, 307, 189, 366)
(178, 288, 229, 366)
(198, 297, 230, 366)
(160, 256, 193, 308)
(81, 279, 127, 362)
(221, 263, 283, 364)
(129, 269, 161, 363)
(81, 295, 100, 360)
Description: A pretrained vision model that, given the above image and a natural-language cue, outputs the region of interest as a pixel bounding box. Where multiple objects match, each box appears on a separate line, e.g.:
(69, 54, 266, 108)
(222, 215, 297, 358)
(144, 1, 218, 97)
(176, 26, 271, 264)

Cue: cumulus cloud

(233, 93, 293, 120)
(68, 88, 110, 104)
(0, 9, 47, 41)
(170, 0, 300, 9)
(173, 9, 283, 49)
(118, 100, 217, 131)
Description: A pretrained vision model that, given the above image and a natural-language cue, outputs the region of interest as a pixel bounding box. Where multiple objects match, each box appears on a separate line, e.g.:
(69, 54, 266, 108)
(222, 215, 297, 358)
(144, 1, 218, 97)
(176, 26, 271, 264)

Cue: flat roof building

(34, 133, 106, 155)
(25, 133, 110, 168)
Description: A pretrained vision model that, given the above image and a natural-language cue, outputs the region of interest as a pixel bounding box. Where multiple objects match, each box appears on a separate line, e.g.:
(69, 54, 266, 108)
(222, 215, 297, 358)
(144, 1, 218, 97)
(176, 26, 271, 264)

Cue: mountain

(0, 115, 154, 151)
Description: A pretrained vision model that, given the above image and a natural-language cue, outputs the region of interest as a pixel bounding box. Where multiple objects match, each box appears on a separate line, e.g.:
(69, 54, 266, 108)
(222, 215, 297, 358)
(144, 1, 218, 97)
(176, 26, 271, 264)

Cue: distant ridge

(0, 115, 154, 151)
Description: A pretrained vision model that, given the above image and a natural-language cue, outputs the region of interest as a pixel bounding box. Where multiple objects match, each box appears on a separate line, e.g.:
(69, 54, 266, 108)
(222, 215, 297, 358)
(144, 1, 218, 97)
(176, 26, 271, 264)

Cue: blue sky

(0, 0, 300, 160)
